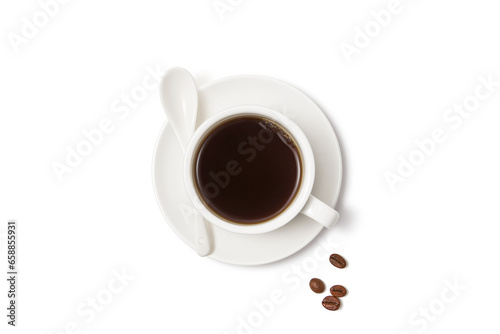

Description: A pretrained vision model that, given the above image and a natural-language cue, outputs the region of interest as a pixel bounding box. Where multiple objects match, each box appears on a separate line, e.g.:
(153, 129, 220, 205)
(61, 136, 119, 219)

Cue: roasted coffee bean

(330, 285, 347, 297)
(309, 278, 325, 293)
(322, 296, 341, 311)
(329, 253, 347, 268)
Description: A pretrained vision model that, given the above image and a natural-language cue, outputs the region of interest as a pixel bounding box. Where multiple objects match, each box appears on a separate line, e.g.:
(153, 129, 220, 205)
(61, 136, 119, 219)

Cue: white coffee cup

(183, 105, 339, 234)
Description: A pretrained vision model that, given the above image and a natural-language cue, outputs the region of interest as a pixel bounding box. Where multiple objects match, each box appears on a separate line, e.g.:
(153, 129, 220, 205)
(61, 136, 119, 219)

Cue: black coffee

(194, 116, 302, 224)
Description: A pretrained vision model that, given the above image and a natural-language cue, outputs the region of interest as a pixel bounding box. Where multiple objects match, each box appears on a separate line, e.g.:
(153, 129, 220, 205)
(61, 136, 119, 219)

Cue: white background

(1, 0, 500, 333)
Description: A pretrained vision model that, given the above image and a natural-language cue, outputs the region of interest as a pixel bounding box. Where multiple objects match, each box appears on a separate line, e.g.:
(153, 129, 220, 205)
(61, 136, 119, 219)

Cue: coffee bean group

(309, 253, 348, 311)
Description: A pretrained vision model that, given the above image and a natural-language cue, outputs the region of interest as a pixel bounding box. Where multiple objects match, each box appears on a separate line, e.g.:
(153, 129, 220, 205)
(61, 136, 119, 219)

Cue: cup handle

(301, 195, 339, 229)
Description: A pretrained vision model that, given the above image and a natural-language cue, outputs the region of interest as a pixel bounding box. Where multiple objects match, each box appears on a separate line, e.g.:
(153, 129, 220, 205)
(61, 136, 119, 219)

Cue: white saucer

(152, 75, 342, 265)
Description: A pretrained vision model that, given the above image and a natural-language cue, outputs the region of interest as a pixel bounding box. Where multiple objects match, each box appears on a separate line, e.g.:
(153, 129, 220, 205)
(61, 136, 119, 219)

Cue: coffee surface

(195, 116, 301, 224)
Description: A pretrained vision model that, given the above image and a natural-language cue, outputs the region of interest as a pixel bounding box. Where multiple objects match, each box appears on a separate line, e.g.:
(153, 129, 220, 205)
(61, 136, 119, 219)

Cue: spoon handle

(194, 213, 211, 256)
(160, 67, 212, 257)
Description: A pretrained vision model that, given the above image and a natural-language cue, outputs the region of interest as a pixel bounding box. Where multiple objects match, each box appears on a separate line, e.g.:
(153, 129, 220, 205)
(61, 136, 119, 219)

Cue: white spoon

(160, 67, 212, 257)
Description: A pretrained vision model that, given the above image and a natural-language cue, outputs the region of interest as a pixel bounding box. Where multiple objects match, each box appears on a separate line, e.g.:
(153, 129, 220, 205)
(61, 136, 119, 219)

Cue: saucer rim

(152, 74, 343, 265)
